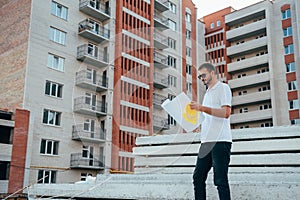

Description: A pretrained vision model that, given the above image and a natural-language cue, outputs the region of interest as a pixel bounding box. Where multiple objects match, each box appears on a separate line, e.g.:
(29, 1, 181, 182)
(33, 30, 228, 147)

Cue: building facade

(203, 0, 300, 129)
(0, 0, 202, 192)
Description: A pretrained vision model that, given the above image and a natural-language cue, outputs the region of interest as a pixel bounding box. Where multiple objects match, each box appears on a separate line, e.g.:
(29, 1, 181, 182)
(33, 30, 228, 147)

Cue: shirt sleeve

(220, 84, 232, 107)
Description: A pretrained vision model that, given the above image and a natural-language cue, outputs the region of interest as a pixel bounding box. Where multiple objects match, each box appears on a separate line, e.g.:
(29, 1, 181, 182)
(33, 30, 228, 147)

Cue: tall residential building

(202, 7, 233, 83)
(203, 0, 300, 129)
(0, 0, 202, 191)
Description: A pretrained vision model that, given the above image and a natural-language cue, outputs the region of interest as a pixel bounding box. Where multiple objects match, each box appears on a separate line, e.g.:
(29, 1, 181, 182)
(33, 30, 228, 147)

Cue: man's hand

(189, 101, 201, 111)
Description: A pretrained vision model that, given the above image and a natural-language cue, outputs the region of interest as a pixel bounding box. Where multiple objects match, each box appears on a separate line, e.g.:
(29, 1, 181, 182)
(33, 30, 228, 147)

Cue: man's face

(198, 68, 212, 86)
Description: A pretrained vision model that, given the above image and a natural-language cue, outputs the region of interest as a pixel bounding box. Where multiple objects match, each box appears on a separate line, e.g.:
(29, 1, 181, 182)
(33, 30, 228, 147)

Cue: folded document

(161, 92, 202, 132)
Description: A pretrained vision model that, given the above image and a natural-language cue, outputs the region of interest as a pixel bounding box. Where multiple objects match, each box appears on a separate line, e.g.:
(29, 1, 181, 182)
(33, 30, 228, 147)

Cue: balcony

(77, 44, 109, 67)
(154, 51, 168, 69)
(153, 115, 169, 130)
(227, 37, 267, 57)
(228, 72, 270, 89)
(73, 96, 107, 116)
(153, 93, 167, 109)
(154, 12, 169, 31)
(72, 124, 106, 143)
(232, 90, 271, 106)
(153, 72, 168, 89)
(226, 19, 266, 41)
(76, 70, 108, 92)
(154, 32, 168, 49)
(230, 109, 272, 124)
(79, 0, 111, 21)
(155, 0, 169, 12)
(78, 19, 110, 43)
(228, 54, 269, 73)
(70, 153, 105, 169)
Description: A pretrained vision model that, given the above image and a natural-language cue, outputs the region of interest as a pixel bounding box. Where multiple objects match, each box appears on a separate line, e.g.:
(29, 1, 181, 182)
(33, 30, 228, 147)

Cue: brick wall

(0, 0, 32, 110)
(8, 109, 30, 194)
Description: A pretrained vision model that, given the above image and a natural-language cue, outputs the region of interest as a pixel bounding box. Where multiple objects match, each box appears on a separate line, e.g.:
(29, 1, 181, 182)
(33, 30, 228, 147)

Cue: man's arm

(190, 102, 231, 119)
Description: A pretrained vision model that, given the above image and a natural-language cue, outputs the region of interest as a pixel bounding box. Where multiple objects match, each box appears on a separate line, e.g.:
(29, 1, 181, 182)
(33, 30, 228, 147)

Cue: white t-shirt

(200, 81, 232, 143)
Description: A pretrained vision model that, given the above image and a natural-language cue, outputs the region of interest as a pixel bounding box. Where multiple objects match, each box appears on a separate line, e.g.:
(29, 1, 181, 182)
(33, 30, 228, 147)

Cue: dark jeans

(193, 142, 231, 200)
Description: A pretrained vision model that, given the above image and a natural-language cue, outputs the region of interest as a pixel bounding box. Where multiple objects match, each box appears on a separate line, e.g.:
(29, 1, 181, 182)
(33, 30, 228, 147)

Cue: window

(168, 37, 176, 49)
(237, 74, 246, 78)
(286, 62, 296, 73)
(261, 122, 273, 127)
(168, 75, 177, 87)
(186, 82, 192, 93)
(186, 47, 191, 57)
(288, 81, 297, 91)
(284, 44, 294, 55)
(168, 94, 176, 125)
(259, 104, 272, 110)
(186, 64, 192, 75)
(185, 13, 191, 22)
(291, 119, 300, 125)
(50, 27, 66, 45)
(168, 56, 176, 68)
(283, 26, 293, 37)
(289, 100, 299, 110)
(168, 19, 176, 31)
(45, 81, 63, 98)
(238, 91, 247, 96)
(81, 173, 93, 181)
(43, 109, 61, 126)
(47, 53, 64, 71)
(84, 119, 95, 132)
(51, 1, 68, 20)
(37, 170, 56, 184)
(282, 9, 291, 20)
(216, 20, 221, 27)
(186, 30, 191, 39)
(40, 139, 59, 155)
(239, 108, 248, 113)
(168, 1, 176, 13)
(210, 23, 214, 29)
(0, 161, 9, 180)
(258, 85, 270, 92)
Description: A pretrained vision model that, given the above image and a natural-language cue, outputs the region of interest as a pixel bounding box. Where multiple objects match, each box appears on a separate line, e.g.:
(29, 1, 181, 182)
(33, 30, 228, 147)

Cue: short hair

(198, 63, 216, 73)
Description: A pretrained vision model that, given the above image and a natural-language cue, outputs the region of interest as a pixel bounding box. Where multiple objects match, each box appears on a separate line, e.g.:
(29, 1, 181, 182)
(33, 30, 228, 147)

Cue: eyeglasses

(198, 73, 208, 79)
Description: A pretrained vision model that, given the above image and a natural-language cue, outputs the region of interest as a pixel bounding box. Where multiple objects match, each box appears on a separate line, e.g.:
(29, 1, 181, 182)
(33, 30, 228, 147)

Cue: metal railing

(154, 51, 168, 65)
(76, 70, 108, 88)
(77, 44, 109, 63)
(79, 0, 111, 16)
(78, 19, 110, 39)
(74, 96, 107, 114)
(70, 153, 105, 168)
(72, 124, 106, 141)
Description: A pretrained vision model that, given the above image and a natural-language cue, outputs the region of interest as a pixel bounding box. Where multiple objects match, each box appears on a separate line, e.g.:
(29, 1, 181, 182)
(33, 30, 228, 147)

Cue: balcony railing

(70, 153, 105, 169)
(72, 124, 106, 143)
(154, 11, 169, 30)
(153, 72, 168, 89)
(154, 31, 168, 49)
(154, 0, 169, 12)
(76, 70, 108, 92)
(153, 93, 167, 109)
(74, 96, 107, 116)
(154, 51, 168, 69)
(153, 115, 169, 130)
(79, 0, 111, 21)
(78, 19, 110, 43)
(77, 44, 109, 67)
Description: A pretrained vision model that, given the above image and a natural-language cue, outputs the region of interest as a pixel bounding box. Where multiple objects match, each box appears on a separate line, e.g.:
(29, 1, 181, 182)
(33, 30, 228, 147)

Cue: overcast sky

(192, 0, 264, 18)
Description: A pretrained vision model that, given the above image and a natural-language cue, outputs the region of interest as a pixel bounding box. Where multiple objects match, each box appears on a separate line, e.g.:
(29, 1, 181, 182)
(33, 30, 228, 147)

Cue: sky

(192, 0, 264, 18)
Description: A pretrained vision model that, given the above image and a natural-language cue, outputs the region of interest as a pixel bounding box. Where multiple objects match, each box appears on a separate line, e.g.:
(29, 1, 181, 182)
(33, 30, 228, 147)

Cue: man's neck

(207, 79, 218, 89)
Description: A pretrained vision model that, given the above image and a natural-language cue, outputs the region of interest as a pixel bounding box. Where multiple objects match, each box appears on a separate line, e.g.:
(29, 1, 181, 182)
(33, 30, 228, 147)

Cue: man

(190, 63, 232, 200)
